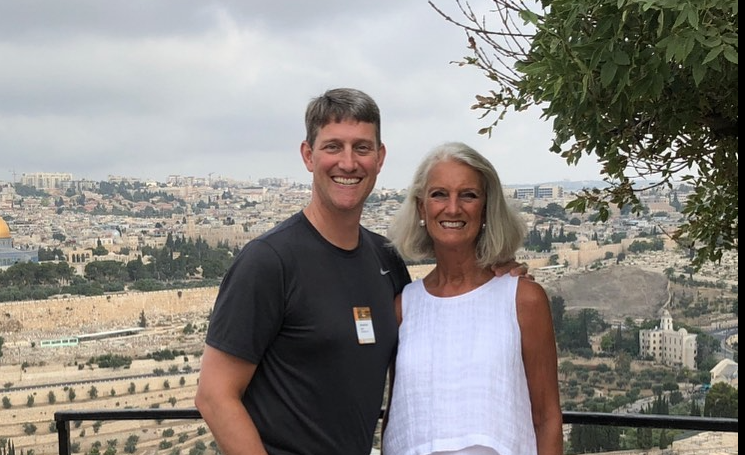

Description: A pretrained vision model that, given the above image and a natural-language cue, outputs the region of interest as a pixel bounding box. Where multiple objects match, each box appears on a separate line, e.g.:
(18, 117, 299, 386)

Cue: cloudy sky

(0, 0, 603, 189)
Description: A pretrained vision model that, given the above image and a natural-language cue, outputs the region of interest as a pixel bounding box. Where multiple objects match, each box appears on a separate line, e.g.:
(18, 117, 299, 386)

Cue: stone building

(0, 216, 38, 268)
(639, 309, 697, 369)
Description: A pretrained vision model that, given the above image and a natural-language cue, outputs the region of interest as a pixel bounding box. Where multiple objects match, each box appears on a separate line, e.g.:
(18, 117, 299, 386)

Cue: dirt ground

(542, 264, 670, 322)
(0, 356, 204, 455)
(0, 293, 212, 454)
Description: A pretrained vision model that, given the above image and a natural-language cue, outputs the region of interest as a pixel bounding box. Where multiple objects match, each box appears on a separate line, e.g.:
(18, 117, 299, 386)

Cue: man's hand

(491, 260, 533, 280)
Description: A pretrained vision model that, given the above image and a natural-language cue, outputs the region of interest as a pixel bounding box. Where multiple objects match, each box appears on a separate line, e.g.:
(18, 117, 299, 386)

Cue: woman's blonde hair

(387, 142, 526, 267)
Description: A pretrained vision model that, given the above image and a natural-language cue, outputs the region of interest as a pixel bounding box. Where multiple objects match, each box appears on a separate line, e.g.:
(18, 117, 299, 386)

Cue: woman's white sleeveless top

(383, 275, 537, 455)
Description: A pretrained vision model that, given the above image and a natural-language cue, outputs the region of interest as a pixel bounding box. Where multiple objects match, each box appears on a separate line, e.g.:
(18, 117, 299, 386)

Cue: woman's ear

(416, 197, 425, 222)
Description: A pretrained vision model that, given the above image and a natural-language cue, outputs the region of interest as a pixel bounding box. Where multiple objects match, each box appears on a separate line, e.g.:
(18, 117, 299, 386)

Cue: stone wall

(0, 287, 218, 336)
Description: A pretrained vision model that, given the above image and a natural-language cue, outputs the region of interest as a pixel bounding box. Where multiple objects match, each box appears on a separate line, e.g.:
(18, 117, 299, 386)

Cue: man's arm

(195, 345, 268, 455)
(492, 259, 531, 279)
(380, 293, 403, 455)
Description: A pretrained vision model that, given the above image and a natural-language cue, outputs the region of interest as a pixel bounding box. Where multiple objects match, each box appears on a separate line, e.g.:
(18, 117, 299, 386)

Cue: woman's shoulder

(515, 276, 549, 310)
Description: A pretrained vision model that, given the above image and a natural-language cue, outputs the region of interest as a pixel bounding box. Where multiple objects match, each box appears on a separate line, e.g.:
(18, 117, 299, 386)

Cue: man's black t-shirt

(206, 211, 410, 454)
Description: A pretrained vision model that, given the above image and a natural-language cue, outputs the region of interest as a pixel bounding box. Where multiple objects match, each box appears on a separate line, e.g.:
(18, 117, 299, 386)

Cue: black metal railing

(54, 408, 738, 455)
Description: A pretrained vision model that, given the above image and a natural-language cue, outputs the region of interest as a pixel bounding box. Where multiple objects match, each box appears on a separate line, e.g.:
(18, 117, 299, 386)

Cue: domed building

(0, 216, 39, 268)
(639, 309, 697, 369)
(0, 217, 10, 243)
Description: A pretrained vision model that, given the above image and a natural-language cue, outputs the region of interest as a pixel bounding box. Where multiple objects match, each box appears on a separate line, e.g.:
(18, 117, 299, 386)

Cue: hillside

(542, 265, 669, 322)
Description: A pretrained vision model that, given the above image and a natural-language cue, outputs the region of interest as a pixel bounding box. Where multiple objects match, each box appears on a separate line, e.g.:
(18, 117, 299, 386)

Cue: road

(710, 326, 738, 360)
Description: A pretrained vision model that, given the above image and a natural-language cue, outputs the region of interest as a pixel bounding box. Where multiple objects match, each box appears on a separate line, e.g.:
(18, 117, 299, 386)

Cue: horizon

(1, 171, 616, 192)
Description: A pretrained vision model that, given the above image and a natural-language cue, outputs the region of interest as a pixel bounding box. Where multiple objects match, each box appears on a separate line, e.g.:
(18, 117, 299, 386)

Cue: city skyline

(5, 169, 609, 191)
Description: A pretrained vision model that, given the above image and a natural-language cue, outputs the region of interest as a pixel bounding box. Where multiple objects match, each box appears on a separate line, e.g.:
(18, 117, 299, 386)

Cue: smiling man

(195, 88, 411, 455)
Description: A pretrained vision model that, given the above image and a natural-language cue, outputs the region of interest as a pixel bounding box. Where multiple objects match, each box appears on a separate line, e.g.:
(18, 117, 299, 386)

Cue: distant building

(536, 185, 564, 199)
(20, 172, 73, 189)
(514, 187, 536, 199)
(639, 309, 697, 369)
(0, 216, 39, 268)
(62, 179, 100, 192)
(244, 186, 267, 203)
(512, 185, 564, 199)
(0, 183, 14, 209)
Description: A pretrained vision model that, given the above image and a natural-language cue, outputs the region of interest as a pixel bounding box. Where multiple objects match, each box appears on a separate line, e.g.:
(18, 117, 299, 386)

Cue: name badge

(353, 306, 376, 344)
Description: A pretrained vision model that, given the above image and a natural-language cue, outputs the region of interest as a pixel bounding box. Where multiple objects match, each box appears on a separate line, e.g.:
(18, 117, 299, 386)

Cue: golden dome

(0, 217, 10, 239)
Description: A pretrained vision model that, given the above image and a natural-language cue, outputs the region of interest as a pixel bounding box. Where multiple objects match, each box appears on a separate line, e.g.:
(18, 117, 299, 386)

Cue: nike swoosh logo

(380, 268, 391, 275)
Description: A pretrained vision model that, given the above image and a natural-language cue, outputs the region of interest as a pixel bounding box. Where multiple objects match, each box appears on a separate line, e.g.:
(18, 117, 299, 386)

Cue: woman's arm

(516, 278, 564, 455)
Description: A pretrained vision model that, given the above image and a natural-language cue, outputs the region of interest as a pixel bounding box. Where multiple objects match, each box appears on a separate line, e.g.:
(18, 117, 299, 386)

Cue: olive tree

(431, 0, 737, 267)
(704, 382, 738, 417)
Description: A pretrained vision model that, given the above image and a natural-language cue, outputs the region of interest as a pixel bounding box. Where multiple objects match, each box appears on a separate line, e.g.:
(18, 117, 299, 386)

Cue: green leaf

(656, 9, 665, 37)
(679, 35, 696, 62)
(600, 62, 618, 87)
(686, 9, 699, 29)
(613, 50, 631, 65)
(672, 11, 687, 29)
(700, 36, 723, 48)
(721, 33, 738, 45)
(581, 74, 589, 102)
(692, 62, 706, 86)
(651, 74, 664, 97)
(518, 9, 540, 25)
(589, 48, 605, 71)
(702, 46, 723, 65)
(722, 47, 738, 64)
(632, 75, 654, 98)
(663, 39, 678, 62)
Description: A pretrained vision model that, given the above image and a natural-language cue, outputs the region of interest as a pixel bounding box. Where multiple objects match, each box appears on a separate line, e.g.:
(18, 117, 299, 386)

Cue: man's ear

(376, 143, 387, 173)
(300, 141, 314, 172)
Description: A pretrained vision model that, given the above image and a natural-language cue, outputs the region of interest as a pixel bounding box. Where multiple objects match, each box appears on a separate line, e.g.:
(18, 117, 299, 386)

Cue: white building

(511, 185, 564, 199)
(710, 359, 738, 388)
(20, 172, 73, 189)
(639, 309, 697, 369)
